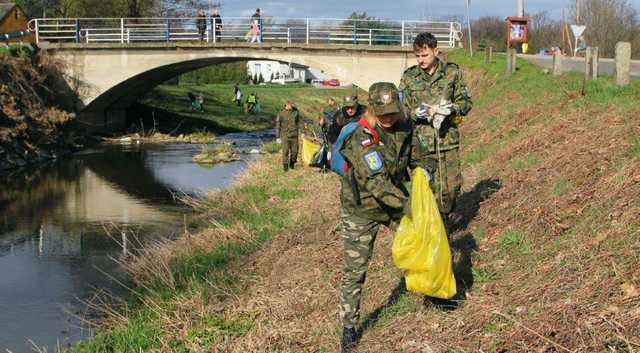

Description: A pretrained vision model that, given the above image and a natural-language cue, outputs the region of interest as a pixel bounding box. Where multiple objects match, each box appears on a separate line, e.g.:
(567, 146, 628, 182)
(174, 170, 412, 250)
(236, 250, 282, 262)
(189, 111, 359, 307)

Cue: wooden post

(584, 46, 592, 80)
(591, 47, 599, 80)
(552, 51, 562, 76)
(484, 47, 493, 64)
(506, 48, 516, 75)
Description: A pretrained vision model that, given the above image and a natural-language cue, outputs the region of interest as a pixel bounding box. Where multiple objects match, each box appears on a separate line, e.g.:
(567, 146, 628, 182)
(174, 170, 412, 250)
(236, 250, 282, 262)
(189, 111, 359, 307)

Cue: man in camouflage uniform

(276, 100, 303, 171)
(323, 94, 367, 145)
(399, 32, 472, 220)
(338, 82, 429, 352)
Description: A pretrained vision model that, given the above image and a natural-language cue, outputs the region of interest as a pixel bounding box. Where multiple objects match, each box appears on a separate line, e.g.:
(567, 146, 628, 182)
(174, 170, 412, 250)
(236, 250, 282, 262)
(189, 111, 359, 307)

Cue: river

(0, 130, 271, 352)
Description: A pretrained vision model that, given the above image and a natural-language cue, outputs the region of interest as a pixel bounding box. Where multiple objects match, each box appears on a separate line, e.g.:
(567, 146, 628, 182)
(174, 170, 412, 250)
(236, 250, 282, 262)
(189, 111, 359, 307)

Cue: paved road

(518, 54, 640, 80)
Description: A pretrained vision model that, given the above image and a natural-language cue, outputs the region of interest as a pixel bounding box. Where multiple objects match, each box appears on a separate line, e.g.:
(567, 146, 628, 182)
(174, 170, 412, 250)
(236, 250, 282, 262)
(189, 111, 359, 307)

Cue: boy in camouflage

(337, 82, 429, 352)
(276, 100, 303, 171)
(399, 32, 472, 219)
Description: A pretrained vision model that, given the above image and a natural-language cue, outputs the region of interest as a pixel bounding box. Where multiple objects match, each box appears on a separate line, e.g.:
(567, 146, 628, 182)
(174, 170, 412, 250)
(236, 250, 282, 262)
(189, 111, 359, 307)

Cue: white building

(246, 60, 311, 84)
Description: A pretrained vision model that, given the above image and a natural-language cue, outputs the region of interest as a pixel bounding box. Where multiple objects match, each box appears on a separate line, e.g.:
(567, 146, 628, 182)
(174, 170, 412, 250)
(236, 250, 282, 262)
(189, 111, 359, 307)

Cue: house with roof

(1, 0, 34, 43)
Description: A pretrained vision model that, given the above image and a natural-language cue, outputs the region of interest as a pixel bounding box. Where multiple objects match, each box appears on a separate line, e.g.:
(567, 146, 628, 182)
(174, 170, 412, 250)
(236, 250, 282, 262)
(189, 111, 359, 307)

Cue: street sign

(571, 25, 586, 38)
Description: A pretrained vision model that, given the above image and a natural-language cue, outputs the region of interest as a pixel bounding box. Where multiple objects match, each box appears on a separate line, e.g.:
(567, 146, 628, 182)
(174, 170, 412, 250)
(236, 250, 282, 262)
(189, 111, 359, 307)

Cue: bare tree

(472, 16, 506, 51)
(528, 11, 563, 54)
(570, 0, 640, 58)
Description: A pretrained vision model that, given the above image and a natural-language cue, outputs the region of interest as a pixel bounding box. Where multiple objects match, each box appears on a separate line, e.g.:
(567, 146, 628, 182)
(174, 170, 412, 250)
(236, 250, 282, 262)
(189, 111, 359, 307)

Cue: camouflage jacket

(340, 116, 427, 222)
(399, 59, 472, 152)
(276, 108, 303, 139)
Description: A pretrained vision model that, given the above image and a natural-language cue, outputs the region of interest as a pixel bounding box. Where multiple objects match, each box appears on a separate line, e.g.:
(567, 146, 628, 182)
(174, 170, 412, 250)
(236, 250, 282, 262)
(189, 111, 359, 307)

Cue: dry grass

(73, 55, 640, 352)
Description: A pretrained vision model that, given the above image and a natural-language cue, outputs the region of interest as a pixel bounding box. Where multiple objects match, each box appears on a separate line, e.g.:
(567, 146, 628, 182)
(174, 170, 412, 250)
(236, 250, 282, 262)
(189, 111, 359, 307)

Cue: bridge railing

(28, 17, 462, 48)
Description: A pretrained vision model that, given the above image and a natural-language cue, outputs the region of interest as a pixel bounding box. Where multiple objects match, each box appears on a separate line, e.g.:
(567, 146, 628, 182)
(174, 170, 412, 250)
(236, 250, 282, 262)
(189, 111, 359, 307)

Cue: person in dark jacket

(212, 8, 222, 42)
(196, 9, 207, 41)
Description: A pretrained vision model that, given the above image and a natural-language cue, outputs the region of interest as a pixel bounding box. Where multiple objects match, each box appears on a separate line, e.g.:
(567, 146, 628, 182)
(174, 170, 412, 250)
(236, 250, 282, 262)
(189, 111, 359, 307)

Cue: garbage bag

(392, 167, 456, 299)
(301, 137, 320, 167)
(310, 143, 329, 168)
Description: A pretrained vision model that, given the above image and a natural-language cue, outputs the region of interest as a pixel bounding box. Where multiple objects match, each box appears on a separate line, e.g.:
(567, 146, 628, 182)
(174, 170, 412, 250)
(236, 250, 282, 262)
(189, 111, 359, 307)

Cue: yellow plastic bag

(392, 167, 456, 299)
(300, 137, 320, 167)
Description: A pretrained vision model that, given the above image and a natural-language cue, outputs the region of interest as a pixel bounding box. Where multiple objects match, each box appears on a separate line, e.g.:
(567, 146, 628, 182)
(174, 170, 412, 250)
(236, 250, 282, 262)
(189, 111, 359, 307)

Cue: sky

(215, 0, 640, 21)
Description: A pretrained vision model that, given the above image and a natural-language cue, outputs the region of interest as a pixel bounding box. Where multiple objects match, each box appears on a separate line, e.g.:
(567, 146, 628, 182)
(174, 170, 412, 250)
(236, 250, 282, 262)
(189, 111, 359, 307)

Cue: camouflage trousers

(281, 136, 299, 166)
(427, 147, 462, 215)
(339, 210, 394, 328)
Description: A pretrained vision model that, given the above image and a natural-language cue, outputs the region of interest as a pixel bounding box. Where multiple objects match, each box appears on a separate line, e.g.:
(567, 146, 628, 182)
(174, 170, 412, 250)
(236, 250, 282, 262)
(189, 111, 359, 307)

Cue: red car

(322, 79, 340, 87)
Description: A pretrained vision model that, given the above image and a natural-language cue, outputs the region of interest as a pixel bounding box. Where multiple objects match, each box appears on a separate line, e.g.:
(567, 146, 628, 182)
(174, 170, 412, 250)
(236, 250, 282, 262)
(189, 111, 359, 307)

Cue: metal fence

(27, 17, 462, 48)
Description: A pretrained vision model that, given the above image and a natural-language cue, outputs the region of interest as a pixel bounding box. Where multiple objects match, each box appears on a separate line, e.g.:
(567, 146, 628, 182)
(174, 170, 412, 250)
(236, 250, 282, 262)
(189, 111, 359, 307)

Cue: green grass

(498, 229, 530, 256)
(551, 178, 576, 197)
(472, 268, 498, 284)
(261, 141, 281, 154)
(509, 152, 539, 171)
(140, 83, 355, 134)
(629, 135, 640, 158)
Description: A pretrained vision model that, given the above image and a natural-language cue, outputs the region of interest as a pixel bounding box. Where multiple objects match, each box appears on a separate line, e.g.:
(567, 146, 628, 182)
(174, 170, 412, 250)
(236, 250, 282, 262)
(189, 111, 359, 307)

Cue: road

(518, 54, 640, 80)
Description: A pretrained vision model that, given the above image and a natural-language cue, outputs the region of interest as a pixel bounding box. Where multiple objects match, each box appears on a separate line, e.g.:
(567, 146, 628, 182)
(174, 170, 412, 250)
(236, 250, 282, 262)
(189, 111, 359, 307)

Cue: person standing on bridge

(399, 31, 472, 228)
(276, 100, 303, 171)
(337, 82, 428, 352)
(196, 9, 207, 42)
(212, 8, 222, 42)
(249, 8, 261, 43)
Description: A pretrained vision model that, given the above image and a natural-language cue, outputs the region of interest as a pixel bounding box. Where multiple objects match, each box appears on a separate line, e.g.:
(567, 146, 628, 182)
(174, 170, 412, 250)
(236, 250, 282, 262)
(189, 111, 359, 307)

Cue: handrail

(27, 17, 462, 48)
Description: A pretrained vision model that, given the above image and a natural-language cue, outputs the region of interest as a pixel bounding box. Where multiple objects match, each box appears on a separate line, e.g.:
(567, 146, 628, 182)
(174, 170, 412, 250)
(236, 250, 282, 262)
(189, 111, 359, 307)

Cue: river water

(0, 130, 270, 352)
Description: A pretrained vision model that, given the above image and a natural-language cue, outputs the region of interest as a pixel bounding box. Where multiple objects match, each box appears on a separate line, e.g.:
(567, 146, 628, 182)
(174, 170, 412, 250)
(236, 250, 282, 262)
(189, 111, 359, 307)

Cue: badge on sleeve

(364, 151, 383, 172)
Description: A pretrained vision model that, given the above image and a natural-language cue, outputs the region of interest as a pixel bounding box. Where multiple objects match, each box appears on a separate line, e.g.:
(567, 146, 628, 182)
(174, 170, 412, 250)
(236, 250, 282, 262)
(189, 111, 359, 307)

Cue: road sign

(571, 25, 586, 38)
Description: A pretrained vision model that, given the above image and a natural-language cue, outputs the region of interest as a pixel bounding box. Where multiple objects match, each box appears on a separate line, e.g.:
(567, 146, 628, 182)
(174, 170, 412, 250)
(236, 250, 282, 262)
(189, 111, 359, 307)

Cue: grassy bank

(136, 83, 356, 135)
(72, 50, 639, 352)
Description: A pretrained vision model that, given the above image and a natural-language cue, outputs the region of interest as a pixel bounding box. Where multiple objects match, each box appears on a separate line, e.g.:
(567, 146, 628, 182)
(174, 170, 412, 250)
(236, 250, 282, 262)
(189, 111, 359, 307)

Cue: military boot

(289, 161, 296, 170)
(283, 163, 289, 172)
(340, 326, 357, 353)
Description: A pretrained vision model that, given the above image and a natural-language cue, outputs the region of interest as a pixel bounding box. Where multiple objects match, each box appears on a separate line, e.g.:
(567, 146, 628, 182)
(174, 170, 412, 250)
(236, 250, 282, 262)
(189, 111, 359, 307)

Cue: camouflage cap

(368, 82, 401, 116)
(343, 94, 358, 108)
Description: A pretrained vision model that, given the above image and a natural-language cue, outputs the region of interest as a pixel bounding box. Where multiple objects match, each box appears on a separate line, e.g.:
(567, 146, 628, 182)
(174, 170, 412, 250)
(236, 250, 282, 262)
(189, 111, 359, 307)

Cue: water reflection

(0, 141, 260, 352)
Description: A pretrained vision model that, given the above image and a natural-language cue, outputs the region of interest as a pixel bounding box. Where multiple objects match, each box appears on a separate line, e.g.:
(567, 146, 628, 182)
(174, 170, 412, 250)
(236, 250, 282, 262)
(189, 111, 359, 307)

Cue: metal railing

(27, 17, 462, 48)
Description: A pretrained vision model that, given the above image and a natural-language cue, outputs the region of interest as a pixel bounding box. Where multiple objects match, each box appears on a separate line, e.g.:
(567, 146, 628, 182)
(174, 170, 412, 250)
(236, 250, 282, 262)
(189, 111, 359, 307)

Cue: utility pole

(576, 0, 580, 24)
(517, 0, 524, 17)
(465, 0, 472, 57)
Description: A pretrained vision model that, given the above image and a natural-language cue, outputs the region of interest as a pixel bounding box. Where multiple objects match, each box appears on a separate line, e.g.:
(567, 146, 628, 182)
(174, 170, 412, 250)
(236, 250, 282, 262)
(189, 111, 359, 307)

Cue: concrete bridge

(32, 17, 461, 132)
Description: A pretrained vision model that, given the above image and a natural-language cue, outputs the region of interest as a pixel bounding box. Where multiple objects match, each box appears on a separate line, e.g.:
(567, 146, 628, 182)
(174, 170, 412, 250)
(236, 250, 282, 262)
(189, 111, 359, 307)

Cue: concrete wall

(47, 43, 413, 132)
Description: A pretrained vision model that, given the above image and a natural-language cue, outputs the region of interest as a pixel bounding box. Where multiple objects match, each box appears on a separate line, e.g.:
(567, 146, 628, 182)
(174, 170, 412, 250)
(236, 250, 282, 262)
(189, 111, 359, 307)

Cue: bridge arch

(50, 43, 414, 131)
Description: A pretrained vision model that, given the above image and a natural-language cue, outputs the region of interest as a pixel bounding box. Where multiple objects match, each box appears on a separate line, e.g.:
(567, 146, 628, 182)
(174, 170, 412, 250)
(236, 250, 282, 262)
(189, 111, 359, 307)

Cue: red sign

(506, 16, 529, 47)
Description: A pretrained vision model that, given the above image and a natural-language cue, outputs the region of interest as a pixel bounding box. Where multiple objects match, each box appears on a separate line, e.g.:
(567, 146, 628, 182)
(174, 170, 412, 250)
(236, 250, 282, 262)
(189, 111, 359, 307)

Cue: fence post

(369, 28, 372, 45)
(552, 51, 562, 76)
(120, 18, 124, 43)
(259, 18, 263, 43)
(287, 27, 290, 44)
(34, 19, 39, 43)
(484, 47, 492, 64)
(352, 23, 356, 45)
(450, 22, 454, 48)
(305, 18, 309, 45)
(401, 21, 405, 46)
(615, 42, 630, 86)
(75, 19, 80, 43)
(506, 48, 517, 76)
(591, 47, 599, 80)
(584, 46, 592, 81)
(127, 28, 130, 43)
(166, 19, 170, 42)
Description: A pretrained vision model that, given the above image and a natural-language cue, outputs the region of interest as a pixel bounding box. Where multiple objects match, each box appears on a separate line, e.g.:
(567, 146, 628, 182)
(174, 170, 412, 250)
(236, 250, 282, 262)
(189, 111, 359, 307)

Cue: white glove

(276, 138, 282, 144)
(414, 103, 434, 121)
(435, 103, 453, 116)
(432, 114, 446, 131)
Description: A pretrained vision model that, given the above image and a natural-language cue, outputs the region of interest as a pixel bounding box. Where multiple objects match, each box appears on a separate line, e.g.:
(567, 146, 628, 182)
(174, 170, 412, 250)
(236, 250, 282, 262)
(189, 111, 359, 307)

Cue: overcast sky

(217, 0, 640, 21)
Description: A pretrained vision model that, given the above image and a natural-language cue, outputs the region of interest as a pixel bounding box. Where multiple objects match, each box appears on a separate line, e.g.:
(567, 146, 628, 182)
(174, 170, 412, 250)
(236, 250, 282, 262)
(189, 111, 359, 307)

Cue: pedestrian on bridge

(276, 100, 303, 171)
(399, 32, 472, 228)
(249, 8, 261, 43)
(196, 9, 207, 41)
(212, 8, 222, 42)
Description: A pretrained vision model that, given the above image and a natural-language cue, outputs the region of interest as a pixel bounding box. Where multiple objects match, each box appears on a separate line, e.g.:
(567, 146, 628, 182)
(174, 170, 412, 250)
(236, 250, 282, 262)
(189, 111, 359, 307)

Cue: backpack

(330, 117, 379, 176)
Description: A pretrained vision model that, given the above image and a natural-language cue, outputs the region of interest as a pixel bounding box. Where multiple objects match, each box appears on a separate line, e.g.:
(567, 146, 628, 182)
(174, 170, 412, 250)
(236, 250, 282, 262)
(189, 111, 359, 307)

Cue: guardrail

(27, 17, 462, 48)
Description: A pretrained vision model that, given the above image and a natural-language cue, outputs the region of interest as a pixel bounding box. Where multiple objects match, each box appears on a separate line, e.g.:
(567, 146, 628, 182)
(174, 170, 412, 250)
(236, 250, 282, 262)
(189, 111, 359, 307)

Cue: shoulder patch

(363, 151, 384, 172)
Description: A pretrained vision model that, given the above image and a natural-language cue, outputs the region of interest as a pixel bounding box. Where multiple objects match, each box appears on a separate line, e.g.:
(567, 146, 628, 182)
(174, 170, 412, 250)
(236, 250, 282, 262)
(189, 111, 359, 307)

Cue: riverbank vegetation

(0, 50, 78, 172)
(71, 50, 639, 352)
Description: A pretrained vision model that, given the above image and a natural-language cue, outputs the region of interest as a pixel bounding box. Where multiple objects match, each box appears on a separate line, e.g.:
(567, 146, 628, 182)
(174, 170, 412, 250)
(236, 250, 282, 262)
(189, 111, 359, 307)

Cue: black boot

(289, 161, 295, 170)
(283, 163, 289, 172)
(341, 326, 357, 353)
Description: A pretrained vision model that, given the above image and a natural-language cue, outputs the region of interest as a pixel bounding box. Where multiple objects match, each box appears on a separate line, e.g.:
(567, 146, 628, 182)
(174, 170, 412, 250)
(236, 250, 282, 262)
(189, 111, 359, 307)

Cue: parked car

(322, 79, 340, 87)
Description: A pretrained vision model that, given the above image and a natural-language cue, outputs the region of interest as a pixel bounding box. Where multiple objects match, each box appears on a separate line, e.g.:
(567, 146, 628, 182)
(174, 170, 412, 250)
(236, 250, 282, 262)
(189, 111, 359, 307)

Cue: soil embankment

(72, 51, 640, 352)
(0, 51, 78, 172)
